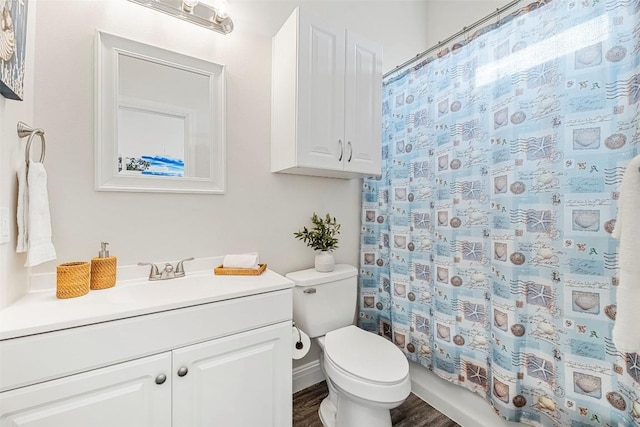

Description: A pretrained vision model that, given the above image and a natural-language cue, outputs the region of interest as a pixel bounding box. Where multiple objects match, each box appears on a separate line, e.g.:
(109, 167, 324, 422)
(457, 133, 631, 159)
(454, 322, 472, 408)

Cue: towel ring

(17, 121, 46, 165)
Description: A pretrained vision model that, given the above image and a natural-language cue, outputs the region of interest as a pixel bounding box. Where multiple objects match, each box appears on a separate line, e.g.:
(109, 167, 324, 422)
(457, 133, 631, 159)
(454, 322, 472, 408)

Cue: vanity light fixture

(127, 0, 234, 34)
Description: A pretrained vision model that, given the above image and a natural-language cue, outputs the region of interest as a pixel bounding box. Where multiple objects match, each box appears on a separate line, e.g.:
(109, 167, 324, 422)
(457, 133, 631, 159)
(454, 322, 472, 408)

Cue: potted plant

(294, 213, 341, 272)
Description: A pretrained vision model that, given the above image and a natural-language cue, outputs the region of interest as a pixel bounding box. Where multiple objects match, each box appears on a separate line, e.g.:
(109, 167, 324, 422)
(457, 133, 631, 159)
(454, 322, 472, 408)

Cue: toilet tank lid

(286, 264, 357, 287)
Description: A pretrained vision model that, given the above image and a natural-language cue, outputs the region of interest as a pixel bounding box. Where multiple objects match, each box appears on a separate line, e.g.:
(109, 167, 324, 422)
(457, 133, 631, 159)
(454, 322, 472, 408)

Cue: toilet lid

(324, 325, 409, 384)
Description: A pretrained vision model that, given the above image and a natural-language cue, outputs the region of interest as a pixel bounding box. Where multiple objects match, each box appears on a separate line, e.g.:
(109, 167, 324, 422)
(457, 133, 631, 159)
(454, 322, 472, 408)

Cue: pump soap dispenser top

(90, 242, 117, 290)
(99, 242, 109, 257)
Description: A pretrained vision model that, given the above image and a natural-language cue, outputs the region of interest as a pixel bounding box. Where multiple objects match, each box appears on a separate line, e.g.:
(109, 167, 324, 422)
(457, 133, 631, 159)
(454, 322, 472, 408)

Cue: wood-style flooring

(293, 381, 460, 427)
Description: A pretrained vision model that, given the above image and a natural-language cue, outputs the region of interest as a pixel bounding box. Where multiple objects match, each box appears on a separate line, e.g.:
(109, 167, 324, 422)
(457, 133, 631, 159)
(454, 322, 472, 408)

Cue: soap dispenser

(90, 242, 117, 290)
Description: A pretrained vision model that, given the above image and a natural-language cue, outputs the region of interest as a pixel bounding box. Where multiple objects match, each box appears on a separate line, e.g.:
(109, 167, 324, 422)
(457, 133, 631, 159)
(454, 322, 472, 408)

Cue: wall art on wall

(0, 0, 28, 101)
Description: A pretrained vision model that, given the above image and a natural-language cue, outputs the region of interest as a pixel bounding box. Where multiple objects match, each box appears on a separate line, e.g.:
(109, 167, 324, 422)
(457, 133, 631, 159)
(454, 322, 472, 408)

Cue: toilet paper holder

(293, 323, 304, 350)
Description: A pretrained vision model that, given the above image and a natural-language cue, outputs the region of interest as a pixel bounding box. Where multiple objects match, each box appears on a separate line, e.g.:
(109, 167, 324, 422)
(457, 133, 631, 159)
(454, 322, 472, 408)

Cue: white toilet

(287, 264, 411, 427)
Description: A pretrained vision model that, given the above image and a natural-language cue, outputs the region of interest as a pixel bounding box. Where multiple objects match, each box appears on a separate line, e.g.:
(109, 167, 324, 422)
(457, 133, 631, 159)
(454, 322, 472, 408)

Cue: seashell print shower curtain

(359, 0, 640, 425)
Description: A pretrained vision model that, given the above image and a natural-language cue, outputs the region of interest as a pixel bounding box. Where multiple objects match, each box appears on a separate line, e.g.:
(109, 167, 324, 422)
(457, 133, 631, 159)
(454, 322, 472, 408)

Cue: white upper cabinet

(271, 8, 382, 179)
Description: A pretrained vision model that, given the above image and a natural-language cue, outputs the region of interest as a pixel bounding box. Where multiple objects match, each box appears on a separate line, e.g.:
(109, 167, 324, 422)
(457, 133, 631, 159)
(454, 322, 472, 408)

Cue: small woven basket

(90, 256, 117, 290)
(56, 262, 90, 299)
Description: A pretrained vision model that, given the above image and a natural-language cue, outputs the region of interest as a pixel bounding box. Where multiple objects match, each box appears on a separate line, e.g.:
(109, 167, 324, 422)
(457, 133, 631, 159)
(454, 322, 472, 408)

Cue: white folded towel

(611, 155, 640, 353)
(16, 163, 28, 253)
(22, 163, 56, 267)
(223, 253, 260, 269)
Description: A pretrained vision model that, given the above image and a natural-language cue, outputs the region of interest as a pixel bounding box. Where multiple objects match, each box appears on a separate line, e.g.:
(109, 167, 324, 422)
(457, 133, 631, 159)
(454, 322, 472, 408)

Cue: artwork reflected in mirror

(96, 31, 226, 194)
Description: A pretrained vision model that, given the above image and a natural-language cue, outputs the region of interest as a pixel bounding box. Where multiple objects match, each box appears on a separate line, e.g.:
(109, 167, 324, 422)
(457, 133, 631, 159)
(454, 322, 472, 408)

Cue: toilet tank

(286, 264, 358, 338)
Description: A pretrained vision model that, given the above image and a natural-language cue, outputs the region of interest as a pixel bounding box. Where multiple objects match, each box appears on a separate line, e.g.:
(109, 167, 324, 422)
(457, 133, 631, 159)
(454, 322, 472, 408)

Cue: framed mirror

(96, 31, 226, 194)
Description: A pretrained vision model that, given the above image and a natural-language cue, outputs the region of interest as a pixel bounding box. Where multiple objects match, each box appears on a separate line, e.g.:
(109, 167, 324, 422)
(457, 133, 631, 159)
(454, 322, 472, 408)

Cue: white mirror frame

(95, 31, 226, 194)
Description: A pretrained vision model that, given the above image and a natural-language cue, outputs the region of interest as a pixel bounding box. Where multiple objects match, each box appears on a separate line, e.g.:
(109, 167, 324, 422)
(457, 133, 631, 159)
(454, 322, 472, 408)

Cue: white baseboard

(409, 362, 519, 427)
(292, 359, 325, 393)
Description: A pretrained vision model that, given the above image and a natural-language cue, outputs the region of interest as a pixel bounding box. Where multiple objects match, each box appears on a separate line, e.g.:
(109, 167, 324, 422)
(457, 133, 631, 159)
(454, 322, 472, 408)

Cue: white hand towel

(16, 162, 28, 253)
(611, 155, 640, 353)
(223, 253, 260, 269)
(24, 163, 56, 267)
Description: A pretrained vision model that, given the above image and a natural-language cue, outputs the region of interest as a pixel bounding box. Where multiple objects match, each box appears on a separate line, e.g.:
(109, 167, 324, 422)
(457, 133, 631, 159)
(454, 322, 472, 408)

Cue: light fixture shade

(128, 0, 234, 34)
(182, 0, 199, 12)
(211, 0, 230, 19)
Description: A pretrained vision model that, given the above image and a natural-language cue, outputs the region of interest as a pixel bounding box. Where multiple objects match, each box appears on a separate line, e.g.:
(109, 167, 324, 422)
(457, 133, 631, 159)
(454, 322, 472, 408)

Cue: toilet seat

(320, 325, 411, 404)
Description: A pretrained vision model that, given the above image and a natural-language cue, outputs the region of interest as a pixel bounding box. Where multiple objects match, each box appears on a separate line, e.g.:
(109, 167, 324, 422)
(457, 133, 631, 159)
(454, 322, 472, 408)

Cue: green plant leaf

(293, 212, 341, 251)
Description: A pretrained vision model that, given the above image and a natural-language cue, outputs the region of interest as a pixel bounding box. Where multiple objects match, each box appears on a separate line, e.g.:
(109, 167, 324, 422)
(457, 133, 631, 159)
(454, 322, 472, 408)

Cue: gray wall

(2, 0, 434, 308)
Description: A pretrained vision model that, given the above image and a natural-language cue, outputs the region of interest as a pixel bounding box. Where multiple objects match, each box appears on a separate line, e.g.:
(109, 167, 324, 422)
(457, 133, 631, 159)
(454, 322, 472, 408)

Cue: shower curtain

(359, 0, 640, 425)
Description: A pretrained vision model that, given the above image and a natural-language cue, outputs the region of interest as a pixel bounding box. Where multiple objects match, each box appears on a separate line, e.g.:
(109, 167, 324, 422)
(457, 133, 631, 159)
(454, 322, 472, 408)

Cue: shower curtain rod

(383, 0, 523, 79)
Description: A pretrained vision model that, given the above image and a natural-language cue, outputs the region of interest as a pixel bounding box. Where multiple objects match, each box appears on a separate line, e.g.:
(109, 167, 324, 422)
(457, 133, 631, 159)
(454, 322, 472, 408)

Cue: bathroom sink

(0, 266, 294, 340)
(106, 272, 268, 305)
(106, 277, 188, 304)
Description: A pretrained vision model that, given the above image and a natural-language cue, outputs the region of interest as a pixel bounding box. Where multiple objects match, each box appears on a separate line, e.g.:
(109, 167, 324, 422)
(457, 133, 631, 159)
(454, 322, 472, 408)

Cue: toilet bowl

(317, 325, 411, 427)
(286, 265, 411, 427)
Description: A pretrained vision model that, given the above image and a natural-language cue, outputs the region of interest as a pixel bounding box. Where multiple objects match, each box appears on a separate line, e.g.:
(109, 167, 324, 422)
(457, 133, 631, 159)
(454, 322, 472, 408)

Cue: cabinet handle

(303, 288, 316, 294)
(155, 374, 167, 385)
(338, 139, 343, 162)
(177, 367, 189, 377)
(347, 141, 353, 162)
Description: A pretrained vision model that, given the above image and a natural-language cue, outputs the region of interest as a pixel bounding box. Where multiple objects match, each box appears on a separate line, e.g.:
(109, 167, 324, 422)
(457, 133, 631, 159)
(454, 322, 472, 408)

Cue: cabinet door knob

(155, 374, 167, 385)
(338, 139, 343, 161)
(347, 141, 353, 162)
(177, 367, 189, 377)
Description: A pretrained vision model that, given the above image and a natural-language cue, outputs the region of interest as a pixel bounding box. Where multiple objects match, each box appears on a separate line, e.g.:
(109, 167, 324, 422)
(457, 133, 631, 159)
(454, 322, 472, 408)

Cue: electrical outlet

(0, 207, 9, 244)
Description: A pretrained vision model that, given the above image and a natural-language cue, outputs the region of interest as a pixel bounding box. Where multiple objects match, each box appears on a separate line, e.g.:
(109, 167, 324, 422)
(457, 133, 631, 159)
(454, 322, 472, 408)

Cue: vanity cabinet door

(0, 353, 171, 427)
(172, 321, 292, 427)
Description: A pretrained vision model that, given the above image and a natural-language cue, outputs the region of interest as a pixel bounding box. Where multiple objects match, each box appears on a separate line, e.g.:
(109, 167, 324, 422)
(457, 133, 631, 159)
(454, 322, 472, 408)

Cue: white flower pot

(315, 251, 335, 272)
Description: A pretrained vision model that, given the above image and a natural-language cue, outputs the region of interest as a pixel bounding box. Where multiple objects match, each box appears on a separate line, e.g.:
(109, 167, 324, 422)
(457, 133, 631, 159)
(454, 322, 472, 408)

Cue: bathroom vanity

(0, 261, 293, 427)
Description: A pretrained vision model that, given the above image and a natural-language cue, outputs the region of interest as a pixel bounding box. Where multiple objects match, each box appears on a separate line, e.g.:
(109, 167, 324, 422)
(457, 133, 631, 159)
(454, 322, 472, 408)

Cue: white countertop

(0, 257, 294, 341)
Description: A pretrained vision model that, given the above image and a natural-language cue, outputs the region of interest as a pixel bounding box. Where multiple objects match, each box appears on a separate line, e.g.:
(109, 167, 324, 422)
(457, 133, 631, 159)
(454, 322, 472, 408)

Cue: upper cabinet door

(296, 14, 346, 170)
(343, 30, 383, 175)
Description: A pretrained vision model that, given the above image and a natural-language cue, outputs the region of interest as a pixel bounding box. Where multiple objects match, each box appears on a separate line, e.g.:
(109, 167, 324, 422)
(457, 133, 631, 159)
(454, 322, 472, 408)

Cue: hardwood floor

(293, 381, 460, 427)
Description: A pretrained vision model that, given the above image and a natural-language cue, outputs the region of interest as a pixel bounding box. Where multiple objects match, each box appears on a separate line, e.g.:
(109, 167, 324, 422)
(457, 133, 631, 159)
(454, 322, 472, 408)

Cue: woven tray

(214, 263, 266, 276)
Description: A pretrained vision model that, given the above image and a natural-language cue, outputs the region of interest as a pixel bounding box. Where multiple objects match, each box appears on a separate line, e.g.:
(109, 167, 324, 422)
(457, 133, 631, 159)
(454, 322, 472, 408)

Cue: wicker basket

(56, 262, 91, 299)
(90, 256, 117, 290)
(214, 263, 266, 276)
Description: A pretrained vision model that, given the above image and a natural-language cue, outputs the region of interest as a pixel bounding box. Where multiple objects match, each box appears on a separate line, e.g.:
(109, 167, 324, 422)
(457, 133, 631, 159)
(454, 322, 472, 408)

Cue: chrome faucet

(138, 257, 195, 281)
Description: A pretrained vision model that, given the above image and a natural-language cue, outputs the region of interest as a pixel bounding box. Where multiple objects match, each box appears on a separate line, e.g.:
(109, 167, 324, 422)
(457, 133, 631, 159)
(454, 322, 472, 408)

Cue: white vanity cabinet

(0, 270, 293, 427)
(0, 323, 290, 427)
(271, 7, 383, 179)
